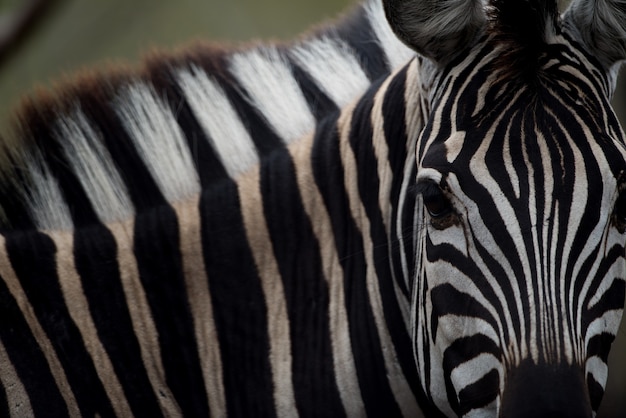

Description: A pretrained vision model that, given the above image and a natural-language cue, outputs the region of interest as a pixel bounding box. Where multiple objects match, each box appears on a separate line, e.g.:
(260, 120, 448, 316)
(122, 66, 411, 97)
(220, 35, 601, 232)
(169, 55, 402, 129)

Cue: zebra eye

(613, 191, 626, 233)
(423, 189, 452, 218)
(416, 181, 457, 229)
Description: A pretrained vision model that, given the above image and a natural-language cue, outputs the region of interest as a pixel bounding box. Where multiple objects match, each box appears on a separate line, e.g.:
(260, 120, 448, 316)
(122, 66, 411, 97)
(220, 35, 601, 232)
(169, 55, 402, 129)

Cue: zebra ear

(564, 0, 626, 68)
(383, 0, 487, 64)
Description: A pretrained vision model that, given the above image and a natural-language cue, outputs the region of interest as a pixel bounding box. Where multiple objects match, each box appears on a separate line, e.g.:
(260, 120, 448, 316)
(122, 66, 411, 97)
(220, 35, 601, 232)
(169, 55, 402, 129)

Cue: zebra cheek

(425, 218, 468, 262)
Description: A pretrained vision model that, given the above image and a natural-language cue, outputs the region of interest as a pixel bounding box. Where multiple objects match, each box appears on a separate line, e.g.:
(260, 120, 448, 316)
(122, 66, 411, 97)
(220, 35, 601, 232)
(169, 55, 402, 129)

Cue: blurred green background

(0, 0, 624, 416)
(0, 0, 353, 126)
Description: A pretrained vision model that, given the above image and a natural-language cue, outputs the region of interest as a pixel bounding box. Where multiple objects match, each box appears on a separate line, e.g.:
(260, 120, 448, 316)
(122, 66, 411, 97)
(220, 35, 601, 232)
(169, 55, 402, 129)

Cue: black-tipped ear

(383, 0, 487, 65)
(563, 0, 626, 69)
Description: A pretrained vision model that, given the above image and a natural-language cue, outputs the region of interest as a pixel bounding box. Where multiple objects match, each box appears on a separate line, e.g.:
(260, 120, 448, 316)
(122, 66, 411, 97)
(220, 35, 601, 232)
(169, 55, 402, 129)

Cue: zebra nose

(499, 360, 592, 418)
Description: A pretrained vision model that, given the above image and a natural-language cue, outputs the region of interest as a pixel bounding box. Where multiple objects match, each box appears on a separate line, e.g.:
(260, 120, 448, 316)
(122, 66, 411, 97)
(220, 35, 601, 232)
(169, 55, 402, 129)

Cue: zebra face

(385, 0, 626, 416)
(414, 55, 626, 415)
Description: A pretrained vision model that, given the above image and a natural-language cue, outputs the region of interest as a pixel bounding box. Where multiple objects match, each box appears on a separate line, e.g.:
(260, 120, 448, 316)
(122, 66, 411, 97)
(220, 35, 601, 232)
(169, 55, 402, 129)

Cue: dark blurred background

(0, 0, 624, 416)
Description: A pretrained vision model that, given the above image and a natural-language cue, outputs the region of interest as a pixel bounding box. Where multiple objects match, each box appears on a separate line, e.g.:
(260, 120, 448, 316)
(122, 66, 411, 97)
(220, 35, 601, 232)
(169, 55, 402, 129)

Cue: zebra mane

(489, 0, 559, 85)
(0, 0, 414, 231)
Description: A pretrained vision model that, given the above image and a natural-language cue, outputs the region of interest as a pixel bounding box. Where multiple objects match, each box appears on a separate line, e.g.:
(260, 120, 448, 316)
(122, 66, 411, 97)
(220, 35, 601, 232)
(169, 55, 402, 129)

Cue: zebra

(0, 0, 625, 416)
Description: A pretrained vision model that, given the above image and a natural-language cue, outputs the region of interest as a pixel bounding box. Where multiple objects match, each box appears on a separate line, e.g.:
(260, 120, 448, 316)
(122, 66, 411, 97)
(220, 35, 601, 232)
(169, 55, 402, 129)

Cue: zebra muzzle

(499, 360, 592, 418)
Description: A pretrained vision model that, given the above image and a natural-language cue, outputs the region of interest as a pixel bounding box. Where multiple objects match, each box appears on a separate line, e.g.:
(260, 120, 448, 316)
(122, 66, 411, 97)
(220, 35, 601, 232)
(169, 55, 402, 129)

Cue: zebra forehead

(487, 0, 559, 84)
(489, 0, 558, 45)
(443, 132, 465, 164)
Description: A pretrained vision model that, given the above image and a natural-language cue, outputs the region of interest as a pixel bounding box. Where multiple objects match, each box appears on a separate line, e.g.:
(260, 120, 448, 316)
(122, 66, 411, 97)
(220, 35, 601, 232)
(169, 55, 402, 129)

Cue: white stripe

(237, 167, 299, 417)
(0, 339, 33, 417)
(115, 82, 200, 202)
(229, 47, 316, 143)
(371, 71, 413, 331)
(288, 133, 365, 415)
(465, 399, 498, 418)
(586, 355, 609, 389)
(450, 353, 500, 394)
(365, 0, 415, 70)
(436, 315, 500, 350)
(0, 235, 81, 415)
(107, 220, 182, 417)
(176, 66, 259, 178)
(21, 152, 73, 231)
(56, 109, 134, 223)
(173, 197, 226, 417)
(401, 59, 425, 295)
(290, 38, 371, 107)
(584, 309, 623, 349)
(338, 108, 421, 417)
(503, 123, 520, 199)
(49, 230, 134, 418)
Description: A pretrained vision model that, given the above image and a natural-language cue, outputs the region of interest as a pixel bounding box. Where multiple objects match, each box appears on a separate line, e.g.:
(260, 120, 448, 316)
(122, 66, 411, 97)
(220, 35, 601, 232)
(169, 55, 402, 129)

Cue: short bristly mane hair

(489, 0, 560, 87)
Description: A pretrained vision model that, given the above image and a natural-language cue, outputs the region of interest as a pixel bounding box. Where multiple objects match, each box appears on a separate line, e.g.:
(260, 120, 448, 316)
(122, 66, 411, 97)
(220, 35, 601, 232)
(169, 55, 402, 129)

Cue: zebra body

(1, 0, 626, 417)
(0, 2, 423, 416)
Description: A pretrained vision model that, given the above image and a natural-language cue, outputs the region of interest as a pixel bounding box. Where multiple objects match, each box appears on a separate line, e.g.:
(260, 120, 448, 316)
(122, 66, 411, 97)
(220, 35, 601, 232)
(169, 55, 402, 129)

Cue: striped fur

(408, 0, 626, 416)
(0, 1, 424, 416)
(413, 36, 626, 415)
(1, 0, 626, 417)
(0, 0, 413, 231)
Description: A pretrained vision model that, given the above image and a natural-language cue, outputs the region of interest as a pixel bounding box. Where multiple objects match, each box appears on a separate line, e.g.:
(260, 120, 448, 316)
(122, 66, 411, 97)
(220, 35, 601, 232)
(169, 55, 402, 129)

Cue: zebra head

(386, 0, 626, 416)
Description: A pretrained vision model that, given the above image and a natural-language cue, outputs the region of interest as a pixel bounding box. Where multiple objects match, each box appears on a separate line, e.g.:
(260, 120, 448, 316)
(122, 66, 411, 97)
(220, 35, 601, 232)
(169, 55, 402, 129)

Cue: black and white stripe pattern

(0, 1, 424, 416)
(1, 0, 626, 417)
(396, 0, 626, 416)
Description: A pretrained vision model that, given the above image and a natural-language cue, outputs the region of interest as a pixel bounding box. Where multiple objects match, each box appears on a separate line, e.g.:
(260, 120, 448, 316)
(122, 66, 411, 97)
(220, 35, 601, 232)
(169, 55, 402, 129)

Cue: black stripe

(0, 144, 36, 229)
(133, 204, 210, 417)
(457, 368, 499, 415)
(224, 82, 286, 157)
(381, 66, 411, 298)
(575, 241, 605, 324)
(0, 248, 68, 417)
(587, 371, 605, 412)
(289, 61, 340, 122)
(442, 334, 500, 417)
(430, 283, 499, 339)
(483, 103, 535, 350)
(424, 238, 513, 346)
(332, 4, 390, 80)
(586, 333, 616, 365)
(0, 179, 35, 231)
(76, 85, 168, 212)
(544, 96, 606, 326)
(417, 73, 453, 161)
(485, 95, 528, 205)
(584, 270, 626, 331)
(312, 113, 402, 417)
(349, 74, 422, 405)
(259, 149, 345, 417)
(73, 224, 164, 417)
(5, 230, 116, 417)
(21, 115, 99, 227)
(0, 373, 7, 418)
(200, 180, 276, 418)
(560, 33, 613, 98)
(538, 108, 578, 353)
(148, 65, 230, 187)
(400, 163, 419, 287)
(420, 271, 434, 402)
(181, 51, 286, 159)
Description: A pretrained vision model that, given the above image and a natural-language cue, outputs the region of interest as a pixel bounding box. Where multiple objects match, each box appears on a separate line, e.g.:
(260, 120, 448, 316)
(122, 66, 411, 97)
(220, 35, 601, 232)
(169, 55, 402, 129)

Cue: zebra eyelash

(412, 180, 442, 197)
(412, 180, 463, 232)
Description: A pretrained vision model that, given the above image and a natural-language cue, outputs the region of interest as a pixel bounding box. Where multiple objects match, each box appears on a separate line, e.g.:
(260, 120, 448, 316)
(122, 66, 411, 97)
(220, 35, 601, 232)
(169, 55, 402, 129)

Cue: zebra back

(0, 0, 413, 232)
(0, 1, 425, 417)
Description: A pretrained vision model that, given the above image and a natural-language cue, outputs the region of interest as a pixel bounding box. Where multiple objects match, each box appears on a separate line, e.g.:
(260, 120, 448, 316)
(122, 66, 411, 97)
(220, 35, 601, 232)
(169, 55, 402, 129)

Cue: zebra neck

(234, 57, 427, 322)
(227, 60, 427, 414)
(0, 0, 416, 233)
(326, 58, 425, 296)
